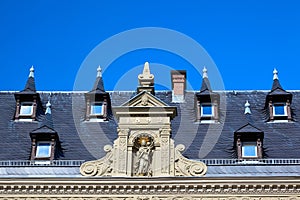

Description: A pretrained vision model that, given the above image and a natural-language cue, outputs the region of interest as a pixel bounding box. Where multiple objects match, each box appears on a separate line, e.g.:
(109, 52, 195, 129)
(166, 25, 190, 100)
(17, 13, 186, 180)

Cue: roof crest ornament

(138, 62, 154, 87)
(97, 65, 102, 78)
(29, 66, 34, 78)
(244, 100, 251, 114)
(203, 66, 208, 78)
(45, 100, 52, 115)
(273, 68, 278, 80)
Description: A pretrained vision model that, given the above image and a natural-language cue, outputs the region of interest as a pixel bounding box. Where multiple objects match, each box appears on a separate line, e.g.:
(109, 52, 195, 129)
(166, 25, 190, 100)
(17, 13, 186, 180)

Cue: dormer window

(30, 133, 57, 161)
(242, 142, 258, 158)
(195, 67, 220, 123)
(201, 103, 214, 117)
(20, 102, 34, 116)
(234, 123, 264, 160)
(90, 102, 104, 116)
(14, 66, 41, 121)
(30, 100, 62, 163)
(30, 128, 58, 161)
(273, 103, 287, 117)
(266, 69, 292, 122)
(36, 142, 52, 158)
(85, 66, 111, 122)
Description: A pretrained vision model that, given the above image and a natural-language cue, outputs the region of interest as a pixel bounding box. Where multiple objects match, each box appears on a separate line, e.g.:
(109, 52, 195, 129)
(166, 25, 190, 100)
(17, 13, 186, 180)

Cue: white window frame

(242, 142, 258, 158)
(20, 102, 33, 116)
(36, 141, 51, 158)
(273, 103, 287, 117)
(200, 103, 214, 117)
(90, 102, 104, 116)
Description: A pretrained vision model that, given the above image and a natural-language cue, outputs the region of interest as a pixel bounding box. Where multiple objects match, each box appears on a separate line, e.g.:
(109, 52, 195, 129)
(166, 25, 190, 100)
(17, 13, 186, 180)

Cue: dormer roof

(235, 123, 263, 134)
(88, 66, 107, 94)
(16, 66, 37, 95)
(30, 100, 57, 138)
(267, 69, 292, 101)
(234, 123, 264, 141)
(196, 67, 219, 101)
(200, 67, 212, 93)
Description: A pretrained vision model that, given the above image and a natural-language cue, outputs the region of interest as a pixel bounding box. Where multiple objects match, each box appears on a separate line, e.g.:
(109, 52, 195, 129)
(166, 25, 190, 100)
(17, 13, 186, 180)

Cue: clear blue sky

(0, 1, 299, 91)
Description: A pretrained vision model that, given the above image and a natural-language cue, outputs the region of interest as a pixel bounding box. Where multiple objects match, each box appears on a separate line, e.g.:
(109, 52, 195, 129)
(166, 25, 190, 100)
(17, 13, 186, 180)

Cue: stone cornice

(0, 177, 299, 197)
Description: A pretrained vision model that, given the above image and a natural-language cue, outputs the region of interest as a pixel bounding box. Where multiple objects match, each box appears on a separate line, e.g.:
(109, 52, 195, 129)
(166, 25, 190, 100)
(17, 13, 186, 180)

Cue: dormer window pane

(201, 104, 214, 116)
(90, 103, 103, 115)
(242, 142, 257, 158)
(36, 142, 51, 158)
(20, 103, 33, 116)
(273, 103, 287, 116)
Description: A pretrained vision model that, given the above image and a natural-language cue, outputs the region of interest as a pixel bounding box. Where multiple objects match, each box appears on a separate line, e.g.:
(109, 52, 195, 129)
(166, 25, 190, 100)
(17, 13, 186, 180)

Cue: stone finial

(138, 62, 154, 87)
(97, 65, 102, 78)
(273, 68, 278, 80)
(45, 101, 51, 115)
(203, 67, 208, 78)
(244, 100, 251, 114)
(29, 66, 34, 78)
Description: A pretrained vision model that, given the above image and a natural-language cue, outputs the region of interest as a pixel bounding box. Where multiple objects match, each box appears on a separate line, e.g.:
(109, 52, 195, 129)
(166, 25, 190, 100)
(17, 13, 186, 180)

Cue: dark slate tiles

(1, 90, 300, 161)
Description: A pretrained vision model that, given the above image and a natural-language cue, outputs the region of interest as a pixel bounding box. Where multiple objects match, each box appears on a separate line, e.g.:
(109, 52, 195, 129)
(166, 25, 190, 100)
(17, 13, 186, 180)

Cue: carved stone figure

(135, 139, 153, 176)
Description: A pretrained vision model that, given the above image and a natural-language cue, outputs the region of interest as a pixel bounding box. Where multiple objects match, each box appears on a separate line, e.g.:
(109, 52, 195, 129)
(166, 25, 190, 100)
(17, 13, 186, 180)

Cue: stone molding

(0, 178, 299, 199)
(0, 197, 299, 200)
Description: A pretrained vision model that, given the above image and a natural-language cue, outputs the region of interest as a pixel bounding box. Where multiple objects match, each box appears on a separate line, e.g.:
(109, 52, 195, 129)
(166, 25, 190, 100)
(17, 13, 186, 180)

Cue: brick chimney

(171, 70, 186, 102)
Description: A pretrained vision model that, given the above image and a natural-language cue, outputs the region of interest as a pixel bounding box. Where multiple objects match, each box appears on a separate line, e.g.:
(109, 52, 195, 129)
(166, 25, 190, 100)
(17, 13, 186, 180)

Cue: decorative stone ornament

(244, 100, 251, 114)
(137, 62, 155, 94)
(80, 65, 207, 177)
(80, 91, 207, 177)
(138, 62, 154, 87)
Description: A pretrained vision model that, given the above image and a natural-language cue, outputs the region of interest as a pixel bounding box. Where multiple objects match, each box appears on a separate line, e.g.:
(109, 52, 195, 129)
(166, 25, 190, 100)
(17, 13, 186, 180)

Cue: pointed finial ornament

(273, 68, 278, 80)
(203, 67, 208, 78)
(244, 100, 251, 114)
(29, 66, 34, 78)
(45, 101, 51, 115)
(97, 65, 102, 77)
(138, 62, 154, 87)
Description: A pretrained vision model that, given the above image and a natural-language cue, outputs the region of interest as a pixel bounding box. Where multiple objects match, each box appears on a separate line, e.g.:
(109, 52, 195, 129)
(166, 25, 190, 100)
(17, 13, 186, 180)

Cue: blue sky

(0, 1, 299, 91)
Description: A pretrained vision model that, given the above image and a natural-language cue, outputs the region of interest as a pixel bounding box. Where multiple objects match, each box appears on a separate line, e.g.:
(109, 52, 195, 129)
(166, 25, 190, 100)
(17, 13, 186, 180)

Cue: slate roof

(1, 90, 300, 161)
(1, 165, 300, 178)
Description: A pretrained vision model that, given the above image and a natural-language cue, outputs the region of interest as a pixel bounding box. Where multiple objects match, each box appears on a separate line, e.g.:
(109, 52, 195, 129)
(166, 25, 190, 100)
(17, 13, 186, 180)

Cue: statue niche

(133, 135, 154, 176)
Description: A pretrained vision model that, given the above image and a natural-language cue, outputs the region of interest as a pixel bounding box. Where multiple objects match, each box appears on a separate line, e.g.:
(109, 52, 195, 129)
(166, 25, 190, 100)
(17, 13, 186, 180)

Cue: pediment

(268, 87, 291, 96)
(235, 123, 263, 133)
(121, 91, 169, 107)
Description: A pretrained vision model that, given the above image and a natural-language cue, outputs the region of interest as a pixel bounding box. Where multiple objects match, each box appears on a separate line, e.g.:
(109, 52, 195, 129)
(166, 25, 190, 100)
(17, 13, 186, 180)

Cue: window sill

(85, 118, 106, 122)
(195, 120, 220, 124)
(33, 160, 51, 165)
(267, 120, 291, 123)
(14, 119, 35, 122)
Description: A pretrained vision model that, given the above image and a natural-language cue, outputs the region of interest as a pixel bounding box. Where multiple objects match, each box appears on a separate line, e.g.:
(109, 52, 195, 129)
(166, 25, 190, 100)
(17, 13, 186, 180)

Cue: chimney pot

(171, 70, 186, 102)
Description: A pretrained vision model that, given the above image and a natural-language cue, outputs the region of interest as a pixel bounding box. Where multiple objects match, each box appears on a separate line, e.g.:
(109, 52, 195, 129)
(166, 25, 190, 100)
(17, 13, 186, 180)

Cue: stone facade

(80, 90, 207, 177)
(0, 178, 299, 199)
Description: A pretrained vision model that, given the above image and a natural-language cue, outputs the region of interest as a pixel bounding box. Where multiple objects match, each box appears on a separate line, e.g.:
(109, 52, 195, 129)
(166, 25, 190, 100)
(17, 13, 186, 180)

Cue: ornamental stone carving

(174, 144, 207, 176)
(80, 145, 113, 176)
(80, 66, 207, 177)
